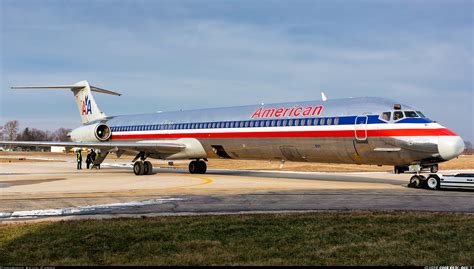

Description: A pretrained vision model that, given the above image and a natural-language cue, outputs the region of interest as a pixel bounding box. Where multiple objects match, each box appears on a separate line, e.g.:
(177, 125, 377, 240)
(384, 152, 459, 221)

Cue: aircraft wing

(0, 141, 186, 154)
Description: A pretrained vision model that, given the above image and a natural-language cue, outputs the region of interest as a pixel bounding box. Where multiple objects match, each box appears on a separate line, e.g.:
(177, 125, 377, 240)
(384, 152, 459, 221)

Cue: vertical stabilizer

(72, 81, 107, 124)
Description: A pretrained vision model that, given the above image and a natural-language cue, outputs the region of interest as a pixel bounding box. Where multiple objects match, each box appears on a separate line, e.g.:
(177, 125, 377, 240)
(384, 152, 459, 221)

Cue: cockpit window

(404, 111, 419, 118)
(393, 111, 404, 121)
(416, 111, 426, 118)
(380, 112, 391, 122)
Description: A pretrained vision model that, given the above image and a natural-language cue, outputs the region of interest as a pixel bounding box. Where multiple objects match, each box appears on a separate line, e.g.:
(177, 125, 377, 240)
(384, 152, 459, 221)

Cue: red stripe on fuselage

(110, 128, 458, 140)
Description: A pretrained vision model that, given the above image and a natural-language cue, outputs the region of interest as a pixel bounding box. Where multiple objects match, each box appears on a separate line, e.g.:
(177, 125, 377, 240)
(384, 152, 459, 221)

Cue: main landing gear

(408, 174, 426, 189)
(131, 152, 207, 175)
(189, 160, 207, 174)
(133, 160, 153, 176)
(132, 152, 153, 176)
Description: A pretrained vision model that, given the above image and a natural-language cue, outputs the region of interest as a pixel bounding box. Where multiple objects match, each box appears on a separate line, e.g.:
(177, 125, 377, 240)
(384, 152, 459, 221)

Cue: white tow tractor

(408, 173, 474, 190)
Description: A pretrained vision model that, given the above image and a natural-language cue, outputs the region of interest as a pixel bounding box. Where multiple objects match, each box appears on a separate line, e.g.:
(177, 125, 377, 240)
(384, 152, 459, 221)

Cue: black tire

(409, 175, 421, 188)
(144, 161, 153, 175)
(418, 175, 427, 189)
(426, 175, 440, 190)
(197, 160, 207, 174)
(430, 164, 438, 173)
(134, 161, 145, 176)
(189, 161, 198, 174)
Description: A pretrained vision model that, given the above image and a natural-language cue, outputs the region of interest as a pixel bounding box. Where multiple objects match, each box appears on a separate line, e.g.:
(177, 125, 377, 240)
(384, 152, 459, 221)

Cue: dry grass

(0, 212, 472, 266)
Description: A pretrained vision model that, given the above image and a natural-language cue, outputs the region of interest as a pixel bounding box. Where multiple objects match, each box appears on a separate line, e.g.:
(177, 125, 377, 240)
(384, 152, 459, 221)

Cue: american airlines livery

(2, 81, 465, 187)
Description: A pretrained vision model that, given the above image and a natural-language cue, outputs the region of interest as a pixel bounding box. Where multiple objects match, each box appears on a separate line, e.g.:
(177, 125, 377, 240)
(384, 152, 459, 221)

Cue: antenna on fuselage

(321, 92, 327, 102)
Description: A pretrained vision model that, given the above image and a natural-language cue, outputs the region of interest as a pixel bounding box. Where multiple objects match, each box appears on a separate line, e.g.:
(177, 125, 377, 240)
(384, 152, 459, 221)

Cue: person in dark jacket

(86, 151, 92, 169)
(90, 149, 100, 169)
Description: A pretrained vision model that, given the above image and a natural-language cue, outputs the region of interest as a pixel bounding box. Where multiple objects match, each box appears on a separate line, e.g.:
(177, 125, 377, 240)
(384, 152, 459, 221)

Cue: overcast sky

(1, 0, 472, 141)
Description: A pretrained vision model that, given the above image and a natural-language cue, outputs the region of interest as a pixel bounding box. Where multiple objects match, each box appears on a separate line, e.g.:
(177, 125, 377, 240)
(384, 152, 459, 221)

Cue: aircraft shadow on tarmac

(157, 168, 403, 185)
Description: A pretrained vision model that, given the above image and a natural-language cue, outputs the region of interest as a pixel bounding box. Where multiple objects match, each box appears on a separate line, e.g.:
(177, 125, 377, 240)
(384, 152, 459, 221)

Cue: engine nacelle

(70, 123, 112, 142)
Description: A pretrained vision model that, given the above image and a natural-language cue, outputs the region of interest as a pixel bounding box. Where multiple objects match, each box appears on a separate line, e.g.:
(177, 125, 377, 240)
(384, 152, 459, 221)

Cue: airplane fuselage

(88, 97, 464, 166)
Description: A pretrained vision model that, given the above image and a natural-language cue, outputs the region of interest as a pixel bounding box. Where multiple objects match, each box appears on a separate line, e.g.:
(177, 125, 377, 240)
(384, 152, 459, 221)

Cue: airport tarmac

(1, 156, 473, 222)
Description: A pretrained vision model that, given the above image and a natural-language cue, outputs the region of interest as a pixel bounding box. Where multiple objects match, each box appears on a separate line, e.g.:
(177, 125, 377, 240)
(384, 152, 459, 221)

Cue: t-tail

(11, 80, 121, 124)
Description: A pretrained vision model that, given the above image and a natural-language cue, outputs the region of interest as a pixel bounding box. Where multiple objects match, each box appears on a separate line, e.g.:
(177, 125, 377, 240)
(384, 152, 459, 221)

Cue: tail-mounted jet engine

(70, 123, 112, 142)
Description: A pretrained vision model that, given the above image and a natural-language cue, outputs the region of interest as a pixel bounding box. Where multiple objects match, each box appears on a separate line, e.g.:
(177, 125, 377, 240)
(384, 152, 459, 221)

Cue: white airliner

(2, 81, 465, 187)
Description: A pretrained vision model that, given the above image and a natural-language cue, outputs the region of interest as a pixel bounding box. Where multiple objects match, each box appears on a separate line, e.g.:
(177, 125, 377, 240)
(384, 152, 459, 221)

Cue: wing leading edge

(0, 141, 186, 154)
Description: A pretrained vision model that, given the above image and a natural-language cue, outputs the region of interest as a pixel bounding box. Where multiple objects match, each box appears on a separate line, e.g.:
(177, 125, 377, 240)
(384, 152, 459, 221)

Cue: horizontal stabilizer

(11, 84, 121, 96)
(11, 80, 120, 124)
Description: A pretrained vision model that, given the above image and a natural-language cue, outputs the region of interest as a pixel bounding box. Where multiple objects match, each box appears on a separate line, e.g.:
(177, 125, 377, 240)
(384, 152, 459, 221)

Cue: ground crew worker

(86, 151, 92, 169)
(90, 149, 98, 169)
(76, 150, 82, 170)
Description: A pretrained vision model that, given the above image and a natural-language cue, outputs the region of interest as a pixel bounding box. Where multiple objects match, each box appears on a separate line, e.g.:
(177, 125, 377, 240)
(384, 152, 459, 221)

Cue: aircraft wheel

(408, 175, 422, 188)
(189, 161, 198, 174)
(427, 175, 440, 190)
(134, 161, 145, 176)
(197, 160, 207, 174)
(418, 175, 427, 189)
(144, 161, 153, 175)
(189, 160, 207, 174)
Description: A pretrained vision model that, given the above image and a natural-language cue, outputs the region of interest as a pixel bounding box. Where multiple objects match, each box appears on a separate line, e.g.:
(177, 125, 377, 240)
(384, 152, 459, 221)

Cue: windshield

(404, 111, 419, 118)
(416, 111, 426, 118)
(393, 111, 404, 121)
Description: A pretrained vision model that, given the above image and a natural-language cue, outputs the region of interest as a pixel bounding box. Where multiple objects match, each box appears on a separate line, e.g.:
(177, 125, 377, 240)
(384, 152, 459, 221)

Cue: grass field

(1, 212, 473, 266)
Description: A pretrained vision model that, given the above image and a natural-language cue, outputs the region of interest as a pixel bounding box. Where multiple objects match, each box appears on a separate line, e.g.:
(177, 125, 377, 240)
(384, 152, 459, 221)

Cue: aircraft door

(354, 116, 368, 141)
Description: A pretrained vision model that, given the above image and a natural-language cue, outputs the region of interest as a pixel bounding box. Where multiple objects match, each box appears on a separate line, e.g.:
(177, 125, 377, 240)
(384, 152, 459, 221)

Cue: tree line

(2, 120, 72, 142)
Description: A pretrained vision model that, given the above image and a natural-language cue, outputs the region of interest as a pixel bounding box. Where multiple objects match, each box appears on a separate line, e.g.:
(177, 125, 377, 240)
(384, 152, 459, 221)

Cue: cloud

(1, 1, 472, 141)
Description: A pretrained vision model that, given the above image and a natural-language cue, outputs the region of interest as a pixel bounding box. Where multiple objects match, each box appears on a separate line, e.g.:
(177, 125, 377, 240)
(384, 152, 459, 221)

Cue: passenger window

(393, 111, 404, 121)
(239, 122, 244, 128)
(295, 119, 300, 126)
(327, 118, 332, 125)
(334, 118, 339, 125)
(276, 120, 281, 127)
(404, 111, 419, 118)
(271, 120, 276, 127)
(289, 119, 293, 126)
(320, 118, 326, 125)
(283, 120, 288, 126)
(380, 112, 391, 122)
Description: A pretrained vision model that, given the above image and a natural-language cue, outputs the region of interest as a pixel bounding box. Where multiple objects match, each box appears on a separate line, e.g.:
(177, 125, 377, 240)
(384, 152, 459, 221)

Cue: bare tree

(17, 127, 53, 141)
(4, 120, 19, 141)
(53, 127, 72, 142)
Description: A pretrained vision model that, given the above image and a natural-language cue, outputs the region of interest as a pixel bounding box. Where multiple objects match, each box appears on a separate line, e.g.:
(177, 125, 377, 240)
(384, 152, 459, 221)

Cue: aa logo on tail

(81, 96, 92, 115)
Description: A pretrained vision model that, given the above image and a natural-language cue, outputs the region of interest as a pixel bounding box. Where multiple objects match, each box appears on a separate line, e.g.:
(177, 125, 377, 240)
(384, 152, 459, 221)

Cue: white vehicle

(424, 173, 474, 190)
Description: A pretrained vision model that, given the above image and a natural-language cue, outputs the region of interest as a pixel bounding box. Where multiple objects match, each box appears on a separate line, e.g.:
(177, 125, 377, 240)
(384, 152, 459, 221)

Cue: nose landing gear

(408, 174, 426, 188)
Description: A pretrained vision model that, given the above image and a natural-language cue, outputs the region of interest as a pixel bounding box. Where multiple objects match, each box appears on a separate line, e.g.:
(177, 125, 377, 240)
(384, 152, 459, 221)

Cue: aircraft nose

(438, 136, 465, 161)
